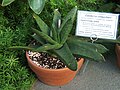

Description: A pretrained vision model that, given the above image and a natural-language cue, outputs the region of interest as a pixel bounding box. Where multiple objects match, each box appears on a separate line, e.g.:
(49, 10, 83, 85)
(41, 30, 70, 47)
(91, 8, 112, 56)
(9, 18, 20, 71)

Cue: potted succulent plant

(11, 7, 108, 86)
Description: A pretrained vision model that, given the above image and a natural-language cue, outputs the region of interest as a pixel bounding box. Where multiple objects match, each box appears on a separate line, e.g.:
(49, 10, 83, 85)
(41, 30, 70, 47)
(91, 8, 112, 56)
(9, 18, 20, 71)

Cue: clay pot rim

(116, 44, 120, 50)
(26, 51, 84, 71)
(116, 44, 120, 47)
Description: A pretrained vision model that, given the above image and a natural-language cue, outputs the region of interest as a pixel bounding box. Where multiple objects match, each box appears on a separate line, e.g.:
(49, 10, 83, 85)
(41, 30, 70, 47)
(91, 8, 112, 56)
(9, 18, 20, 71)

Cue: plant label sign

(76, 11, 119, 40)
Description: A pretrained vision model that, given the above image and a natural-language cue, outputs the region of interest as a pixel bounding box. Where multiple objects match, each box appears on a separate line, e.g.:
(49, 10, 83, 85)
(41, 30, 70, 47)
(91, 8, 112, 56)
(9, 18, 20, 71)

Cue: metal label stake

(82, 34, 98, 73)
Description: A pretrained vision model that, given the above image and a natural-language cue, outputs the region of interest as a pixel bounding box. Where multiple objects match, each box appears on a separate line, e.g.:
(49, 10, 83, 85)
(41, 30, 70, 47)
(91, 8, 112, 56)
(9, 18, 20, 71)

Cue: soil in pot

(28, 51, 81, 69)
(28, 51, 65, 69)
(26, 51, 84, 86)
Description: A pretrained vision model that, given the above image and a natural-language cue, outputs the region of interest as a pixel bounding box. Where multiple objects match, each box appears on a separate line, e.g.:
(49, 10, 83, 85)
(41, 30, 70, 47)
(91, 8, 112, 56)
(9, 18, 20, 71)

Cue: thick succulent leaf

(10, 43, 62, 52)
(32, 28, 57, 44)
(51, 27, 59, 42)
(67, 38, 106, 61)
(93, 44, 108, 54)
(64, 6, 77, 23)
(68, 44, 105, 61)
(52, 9, 61, 41)
(52, 9, 61, 30)
(35, 44, 62, 52)
(60, 19, 73, 44)
(31, 34, 45, 45)
(53, 43, 77, 71)
(9, 46, 37, 51)
(28, 0, 45, 14)
(96, 39, 120, 44)
(68, 36, 108, 53)
(59, 6, 77, 32)
(2, 0, 15, 6)
(33, 13, 50, 35)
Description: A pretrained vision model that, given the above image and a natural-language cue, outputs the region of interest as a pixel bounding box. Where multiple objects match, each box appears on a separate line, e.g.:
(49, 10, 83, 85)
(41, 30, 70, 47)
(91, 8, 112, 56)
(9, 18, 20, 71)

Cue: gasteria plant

(1, 0, 45, 14)
(11, 7, 108, 71)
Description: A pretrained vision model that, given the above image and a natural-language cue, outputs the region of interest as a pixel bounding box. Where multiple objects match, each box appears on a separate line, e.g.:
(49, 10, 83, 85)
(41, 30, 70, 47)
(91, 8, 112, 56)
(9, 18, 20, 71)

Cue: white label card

(76, 11, 119, 40)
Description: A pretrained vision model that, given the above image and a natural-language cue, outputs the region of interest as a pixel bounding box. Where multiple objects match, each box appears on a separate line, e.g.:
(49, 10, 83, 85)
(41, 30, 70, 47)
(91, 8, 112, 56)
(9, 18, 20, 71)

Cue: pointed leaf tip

(28, 0, 45, 14)
(2, 0, 15, 6)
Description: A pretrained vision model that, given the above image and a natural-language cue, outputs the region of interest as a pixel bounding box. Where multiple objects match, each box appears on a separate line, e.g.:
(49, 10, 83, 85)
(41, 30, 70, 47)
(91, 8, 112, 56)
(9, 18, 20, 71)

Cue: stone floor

(31, 53, 120, 90)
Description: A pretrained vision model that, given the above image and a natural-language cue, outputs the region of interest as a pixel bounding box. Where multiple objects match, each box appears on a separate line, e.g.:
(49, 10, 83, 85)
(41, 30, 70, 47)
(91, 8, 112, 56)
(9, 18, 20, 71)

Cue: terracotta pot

(26, 51, 84, 86)
(115, 44, 120, 68)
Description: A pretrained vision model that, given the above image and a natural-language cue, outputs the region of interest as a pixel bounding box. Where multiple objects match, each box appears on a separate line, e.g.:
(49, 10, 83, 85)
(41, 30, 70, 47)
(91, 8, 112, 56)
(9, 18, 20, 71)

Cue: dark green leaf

(59, 19, 73, 44)
(33, 13, 50, 35)
(64, 6, 77, 23)
(52, 9, 61, 41)
(93, 44, 108, 54)
(32, 28, 57, 44)
(35, 44, 62, 52)
(9, 46, 37, 51)
(59, 6, 77, 32)
(96, 39, 120, 44)
(53, 43, 77, 71)
(67, 38, 106, 61)
(52, 9, 61, 31)
(68, 36, 108, 53)
(31, 34, 45, 45)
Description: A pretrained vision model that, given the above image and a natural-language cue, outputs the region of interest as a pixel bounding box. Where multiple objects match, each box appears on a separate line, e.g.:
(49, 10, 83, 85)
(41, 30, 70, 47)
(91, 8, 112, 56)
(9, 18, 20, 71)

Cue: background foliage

(0, 1, 35, 90)
(2, 0, 45, 14)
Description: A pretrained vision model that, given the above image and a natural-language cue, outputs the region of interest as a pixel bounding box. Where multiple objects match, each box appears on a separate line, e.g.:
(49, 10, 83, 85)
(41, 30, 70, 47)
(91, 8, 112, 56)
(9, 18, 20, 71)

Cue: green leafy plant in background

(0, 26, 35, 90)
(77, 0, 105, 11)
(11, 7, 108, 71)
(1, 0, 45, 14)
(105, 0, 120, 5)
(99, 0, 120, 13)
(49, 0, 78, 18)
(0, 2, 36, 90)
(3, 0, 34, 30)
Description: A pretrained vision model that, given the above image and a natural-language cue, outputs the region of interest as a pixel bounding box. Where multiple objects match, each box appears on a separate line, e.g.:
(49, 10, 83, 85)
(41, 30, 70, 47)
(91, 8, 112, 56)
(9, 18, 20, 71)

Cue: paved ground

(32, 52, 120, 90)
